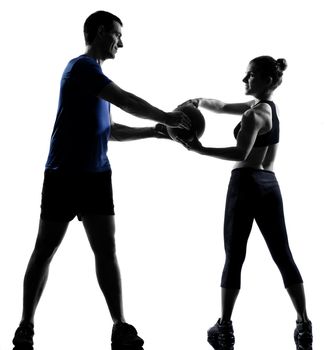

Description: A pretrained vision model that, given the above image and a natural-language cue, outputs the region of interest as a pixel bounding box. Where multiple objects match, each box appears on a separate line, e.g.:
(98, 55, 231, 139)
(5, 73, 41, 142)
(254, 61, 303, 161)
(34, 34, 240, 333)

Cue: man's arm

(99, 82, 191, 129)
(110, 122, 169, 141)
(110, 123, 154, 141)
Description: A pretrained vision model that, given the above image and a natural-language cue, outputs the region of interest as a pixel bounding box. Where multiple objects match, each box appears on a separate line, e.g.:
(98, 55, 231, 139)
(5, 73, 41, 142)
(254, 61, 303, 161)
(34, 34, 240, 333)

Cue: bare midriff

(234, 143, 278, 172)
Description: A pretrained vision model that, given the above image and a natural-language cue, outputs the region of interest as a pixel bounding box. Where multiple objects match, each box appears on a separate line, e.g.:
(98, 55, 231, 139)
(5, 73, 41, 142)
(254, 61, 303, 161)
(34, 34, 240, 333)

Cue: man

(12, 10, 190, 349)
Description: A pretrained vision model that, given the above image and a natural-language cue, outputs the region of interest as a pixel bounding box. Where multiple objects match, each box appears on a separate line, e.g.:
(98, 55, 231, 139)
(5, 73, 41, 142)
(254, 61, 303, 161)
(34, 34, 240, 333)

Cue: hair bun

(276, 58, 287, 71)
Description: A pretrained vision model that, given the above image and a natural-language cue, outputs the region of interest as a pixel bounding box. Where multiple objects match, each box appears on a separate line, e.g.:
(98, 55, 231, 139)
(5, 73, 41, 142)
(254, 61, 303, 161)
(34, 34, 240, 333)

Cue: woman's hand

(177, 98, 201, 109)
(176, 136, 203, 153)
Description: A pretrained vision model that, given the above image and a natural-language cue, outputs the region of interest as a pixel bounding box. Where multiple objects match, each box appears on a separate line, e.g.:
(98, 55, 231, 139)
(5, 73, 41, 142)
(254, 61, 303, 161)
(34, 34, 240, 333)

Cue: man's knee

(92, 238, 116, 259)
(31, 242, 59, 263)
(83, 215, 116, 257)
(32, 219, 68, 261)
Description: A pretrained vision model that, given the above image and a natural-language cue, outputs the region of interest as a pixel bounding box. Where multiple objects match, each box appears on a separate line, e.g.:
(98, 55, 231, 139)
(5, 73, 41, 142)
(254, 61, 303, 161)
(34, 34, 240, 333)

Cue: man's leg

(13, 218, 69, 346)
(82, 215, 144, 348)
(22, 218, 69, 323)
(82, 214, 124, 323)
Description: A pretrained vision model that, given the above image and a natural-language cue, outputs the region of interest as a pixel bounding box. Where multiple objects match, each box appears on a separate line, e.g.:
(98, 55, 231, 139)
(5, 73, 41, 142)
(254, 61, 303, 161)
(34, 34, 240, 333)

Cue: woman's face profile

(243, 63, 270, 96)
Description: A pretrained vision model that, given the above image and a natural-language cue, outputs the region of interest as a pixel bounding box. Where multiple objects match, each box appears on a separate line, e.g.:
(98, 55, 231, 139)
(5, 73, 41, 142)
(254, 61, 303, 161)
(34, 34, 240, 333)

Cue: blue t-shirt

(45, 55, 112, 172)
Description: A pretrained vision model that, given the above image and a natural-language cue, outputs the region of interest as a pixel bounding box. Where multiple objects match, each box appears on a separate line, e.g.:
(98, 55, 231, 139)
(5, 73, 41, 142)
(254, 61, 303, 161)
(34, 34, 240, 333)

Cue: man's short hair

(84, 11, 123, 45)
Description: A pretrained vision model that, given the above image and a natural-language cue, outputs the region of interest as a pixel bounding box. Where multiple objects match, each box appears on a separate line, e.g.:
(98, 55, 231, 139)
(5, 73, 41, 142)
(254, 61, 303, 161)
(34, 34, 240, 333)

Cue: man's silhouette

(12, 10, 190, 349)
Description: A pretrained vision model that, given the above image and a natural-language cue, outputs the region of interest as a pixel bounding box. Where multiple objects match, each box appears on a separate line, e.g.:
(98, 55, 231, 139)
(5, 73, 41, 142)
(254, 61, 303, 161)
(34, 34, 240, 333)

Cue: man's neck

(85, 46, 104, 65)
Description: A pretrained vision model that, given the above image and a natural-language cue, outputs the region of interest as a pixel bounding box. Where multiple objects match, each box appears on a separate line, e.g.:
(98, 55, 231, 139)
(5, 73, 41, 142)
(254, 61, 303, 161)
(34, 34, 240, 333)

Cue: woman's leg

(207, 171, 255, 349)
(253, 173, 312, 349)
(220, 172, 255, 317)
(254, 182, 307, 316)
(221, 288, 240, 322)
(286, 283, 309, 322)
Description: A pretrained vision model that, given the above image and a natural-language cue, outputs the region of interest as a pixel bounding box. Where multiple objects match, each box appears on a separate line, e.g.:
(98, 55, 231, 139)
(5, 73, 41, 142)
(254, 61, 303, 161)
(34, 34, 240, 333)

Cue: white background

(0, 0, 326, 349)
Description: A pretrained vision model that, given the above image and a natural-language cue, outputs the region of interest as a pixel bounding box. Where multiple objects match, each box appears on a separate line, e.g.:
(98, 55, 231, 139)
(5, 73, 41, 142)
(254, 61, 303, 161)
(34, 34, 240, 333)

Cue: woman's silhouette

(180, 56, 312, 350)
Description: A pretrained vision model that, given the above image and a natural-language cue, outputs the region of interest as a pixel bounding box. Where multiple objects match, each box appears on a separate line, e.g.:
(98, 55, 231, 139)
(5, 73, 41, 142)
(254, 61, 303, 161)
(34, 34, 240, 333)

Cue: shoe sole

(12, 346, 33, 350)
(208, 337, 234, 350)
(111, 344, 144, 350)
(294, 341, 312, 350)
(294, 332, 313, 350)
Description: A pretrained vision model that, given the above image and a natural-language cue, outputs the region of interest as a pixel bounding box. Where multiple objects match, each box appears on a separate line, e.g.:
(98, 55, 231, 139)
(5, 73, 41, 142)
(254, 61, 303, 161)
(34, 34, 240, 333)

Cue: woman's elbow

(235, 148, 248, 161)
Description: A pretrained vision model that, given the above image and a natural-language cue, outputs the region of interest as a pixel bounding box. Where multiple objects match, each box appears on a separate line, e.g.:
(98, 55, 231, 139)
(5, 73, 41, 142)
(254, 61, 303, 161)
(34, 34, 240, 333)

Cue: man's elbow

(109, 129, 121, 141)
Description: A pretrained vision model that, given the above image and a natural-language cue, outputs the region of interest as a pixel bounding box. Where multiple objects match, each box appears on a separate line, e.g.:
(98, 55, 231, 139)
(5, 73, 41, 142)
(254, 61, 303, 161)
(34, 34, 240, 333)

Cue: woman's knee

(270, 248, 296, 270)
(225, 249, 247, 268)
(221, 256, 245, 289)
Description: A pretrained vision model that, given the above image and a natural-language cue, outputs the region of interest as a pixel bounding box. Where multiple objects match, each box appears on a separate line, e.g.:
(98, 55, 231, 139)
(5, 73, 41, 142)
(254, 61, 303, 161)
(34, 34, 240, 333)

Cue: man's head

(84, 11, 123, 60)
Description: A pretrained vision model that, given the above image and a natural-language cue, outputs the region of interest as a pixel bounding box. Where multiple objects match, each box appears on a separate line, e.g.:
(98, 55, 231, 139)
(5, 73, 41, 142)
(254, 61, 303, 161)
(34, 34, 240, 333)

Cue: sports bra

(233, 100, 279, 147)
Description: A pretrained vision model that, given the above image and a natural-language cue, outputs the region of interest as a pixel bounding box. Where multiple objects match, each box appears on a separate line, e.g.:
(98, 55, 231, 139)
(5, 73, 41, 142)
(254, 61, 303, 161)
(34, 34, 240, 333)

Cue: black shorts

(40, 170, 115, 222)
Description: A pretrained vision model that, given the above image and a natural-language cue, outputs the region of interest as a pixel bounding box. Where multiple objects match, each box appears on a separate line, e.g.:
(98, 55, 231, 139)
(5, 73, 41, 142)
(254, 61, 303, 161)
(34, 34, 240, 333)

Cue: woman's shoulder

(249, 102, 273, 121)
(253, 100, 274, 112)
(242, 102, 272, 130)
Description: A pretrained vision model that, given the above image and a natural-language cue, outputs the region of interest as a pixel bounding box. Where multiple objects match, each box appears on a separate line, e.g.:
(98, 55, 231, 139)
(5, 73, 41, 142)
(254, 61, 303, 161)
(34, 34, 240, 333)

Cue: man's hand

(164, 111, 191, 130)
(154, 123, 172, 139)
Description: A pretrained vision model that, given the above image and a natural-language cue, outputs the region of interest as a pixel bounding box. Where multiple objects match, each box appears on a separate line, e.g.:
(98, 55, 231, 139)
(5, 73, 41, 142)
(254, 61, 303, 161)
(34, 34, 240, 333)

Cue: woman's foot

(207, 318, 235, 350)
(12, 321, 34, 348)
(111, 322, 144, 349)
(294, 320, 312, 350)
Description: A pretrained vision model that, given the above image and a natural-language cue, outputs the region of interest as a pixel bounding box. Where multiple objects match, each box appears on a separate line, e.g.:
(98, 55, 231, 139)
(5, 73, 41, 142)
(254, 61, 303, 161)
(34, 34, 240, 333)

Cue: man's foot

(111, 322, 144, 349)
(294, 320, 312, 350)
(207, 318, 235, 350)
(12, 322, 34, 348)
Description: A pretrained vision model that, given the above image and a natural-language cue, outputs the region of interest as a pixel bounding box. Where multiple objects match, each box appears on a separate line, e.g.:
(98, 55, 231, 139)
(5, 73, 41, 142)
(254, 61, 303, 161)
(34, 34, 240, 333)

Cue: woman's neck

(253, 91, 273, 101)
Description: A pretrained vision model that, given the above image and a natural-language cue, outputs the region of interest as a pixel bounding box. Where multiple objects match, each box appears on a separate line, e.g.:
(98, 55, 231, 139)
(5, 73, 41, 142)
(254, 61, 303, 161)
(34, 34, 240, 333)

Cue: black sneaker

(12, 322, 34, 348)
(207, 318, 235, 350)
(294, 320, 312, 350)
(111, 322, 144, 349)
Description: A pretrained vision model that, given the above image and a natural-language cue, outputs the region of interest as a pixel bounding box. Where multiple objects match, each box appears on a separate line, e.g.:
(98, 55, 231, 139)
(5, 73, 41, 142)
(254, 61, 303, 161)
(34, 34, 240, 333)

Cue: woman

(180, 56, 312, 350)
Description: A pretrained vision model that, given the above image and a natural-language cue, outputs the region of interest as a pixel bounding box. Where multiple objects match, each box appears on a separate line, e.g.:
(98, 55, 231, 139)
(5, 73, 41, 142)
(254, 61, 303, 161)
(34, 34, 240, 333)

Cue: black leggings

(221, 168, 303, 289)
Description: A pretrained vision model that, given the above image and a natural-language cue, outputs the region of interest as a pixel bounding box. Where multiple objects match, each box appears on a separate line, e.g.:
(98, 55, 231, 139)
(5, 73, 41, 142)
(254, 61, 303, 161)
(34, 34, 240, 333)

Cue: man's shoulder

(61, 54, 111, 92)
(63, 55, 102, 79)
(68, 54, 97, 68)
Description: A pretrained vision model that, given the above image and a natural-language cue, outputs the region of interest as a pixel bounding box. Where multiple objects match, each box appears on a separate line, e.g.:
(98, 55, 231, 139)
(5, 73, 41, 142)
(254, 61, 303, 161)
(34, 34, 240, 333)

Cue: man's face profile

(100, 21, 123, 60)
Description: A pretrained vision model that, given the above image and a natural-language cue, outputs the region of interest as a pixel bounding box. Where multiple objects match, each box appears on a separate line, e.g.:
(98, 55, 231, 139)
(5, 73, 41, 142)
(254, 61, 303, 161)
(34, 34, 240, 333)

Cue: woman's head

(243, 56, 287, 97)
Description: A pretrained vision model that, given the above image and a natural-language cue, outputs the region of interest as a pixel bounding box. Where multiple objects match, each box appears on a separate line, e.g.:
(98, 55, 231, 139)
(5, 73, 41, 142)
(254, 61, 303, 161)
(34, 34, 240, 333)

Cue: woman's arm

(181, 109, 264, 161)
(199, 99, 255, 115)
(179, 98, 254, 115)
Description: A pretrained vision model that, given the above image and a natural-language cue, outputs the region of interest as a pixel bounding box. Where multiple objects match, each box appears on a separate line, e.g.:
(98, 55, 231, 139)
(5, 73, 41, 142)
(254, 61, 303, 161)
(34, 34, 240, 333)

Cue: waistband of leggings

(231, 167, 275, 175)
